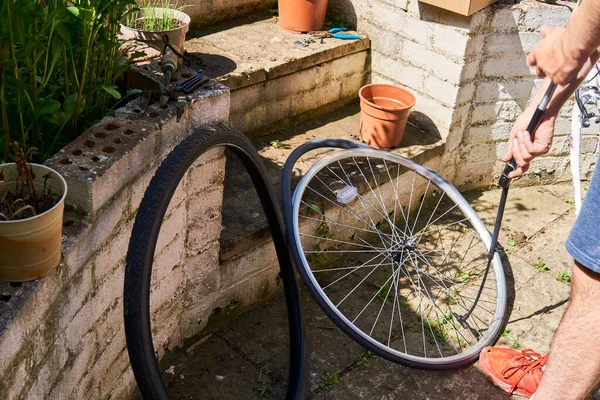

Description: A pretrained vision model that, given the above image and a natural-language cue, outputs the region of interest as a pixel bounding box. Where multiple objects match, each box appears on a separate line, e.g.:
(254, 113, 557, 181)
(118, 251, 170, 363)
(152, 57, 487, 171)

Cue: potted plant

(278, 0, 328, 33)
(0, 143, 67, 282)
(121, 0, 191, 62)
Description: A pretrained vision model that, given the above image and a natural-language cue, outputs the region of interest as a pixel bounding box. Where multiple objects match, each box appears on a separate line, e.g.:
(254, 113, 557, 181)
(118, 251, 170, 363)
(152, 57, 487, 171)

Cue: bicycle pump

(454, 82, 558, 329)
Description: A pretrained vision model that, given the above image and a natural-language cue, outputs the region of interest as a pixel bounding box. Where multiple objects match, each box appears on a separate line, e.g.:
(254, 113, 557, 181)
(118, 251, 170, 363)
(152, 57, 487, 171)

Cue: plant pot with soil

(121, 4, 191, 62)
(358, 84, 416, 150)
(0, 146, 67, 282)
(278, 0, 328, 33)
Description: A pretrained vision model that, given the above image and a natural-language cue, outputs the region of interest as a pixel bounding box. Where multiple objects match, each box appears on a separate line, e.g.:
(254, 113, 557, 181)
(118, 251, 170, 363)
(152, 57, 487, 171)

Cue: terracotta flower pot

(359, 84, 416, 150)
(120, 8, 190, 63)
(278, 0, 328, 33)
(0, 163, 67, 282)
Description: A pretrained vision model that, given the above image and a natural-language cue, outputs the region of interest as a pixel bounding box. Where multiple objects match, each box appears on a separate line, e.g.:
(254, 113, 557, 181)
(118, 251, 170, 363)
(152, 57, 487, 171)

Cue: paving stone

(314, 355, 506, 400)
(160, 181, 586, 399)
(465, 186, 571, 239)
(517, 208, 576, 278)
(185, 17, 369, 91)
(160, 338, 274, 399)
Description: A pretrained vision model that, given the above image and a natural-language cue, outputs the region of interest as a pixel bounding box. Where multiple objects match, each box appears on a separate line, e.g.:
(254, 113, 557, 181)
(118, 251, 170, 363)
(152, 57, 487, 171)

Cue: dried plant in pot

(0, 144, 67, 282)
(120, 1, 191, 63)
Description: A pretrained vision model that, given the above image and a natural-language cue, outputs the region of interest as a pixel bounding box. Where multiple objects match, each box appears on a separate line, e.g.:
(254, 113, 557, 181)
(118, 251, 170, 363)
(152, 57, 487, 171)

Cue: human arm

(503, 56, 599, 178)
(527, 0, 600, 85)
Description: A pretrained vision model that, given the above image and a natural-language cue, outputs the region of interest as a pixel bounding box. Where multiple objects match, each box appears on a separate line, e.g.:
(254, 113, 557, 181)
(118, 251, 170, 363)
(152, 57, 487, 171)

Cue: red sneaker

(479, 347, 548, 397)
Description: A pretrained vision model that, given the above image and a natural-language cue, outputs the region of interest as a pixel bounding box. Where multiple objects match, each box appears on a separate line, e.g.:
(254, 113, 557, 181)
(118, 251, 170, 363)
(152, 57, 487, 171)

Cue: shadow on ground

(159, 286, 508, 400)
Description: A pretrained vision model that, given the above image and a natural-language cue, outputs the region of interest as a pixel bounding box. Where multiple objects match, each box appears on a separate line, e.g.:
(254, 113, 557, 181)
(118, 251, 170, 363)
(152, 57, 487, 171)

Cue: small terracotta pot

(278, 0, 328, 33)
(359, 84, 416, 149)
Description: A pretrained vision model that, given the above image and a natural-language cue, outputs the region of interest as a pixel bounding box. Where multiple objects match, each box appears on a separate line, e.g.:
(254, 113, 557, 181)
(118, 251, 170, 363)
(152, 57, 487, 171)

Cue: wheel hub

(392, 238, 417, 263)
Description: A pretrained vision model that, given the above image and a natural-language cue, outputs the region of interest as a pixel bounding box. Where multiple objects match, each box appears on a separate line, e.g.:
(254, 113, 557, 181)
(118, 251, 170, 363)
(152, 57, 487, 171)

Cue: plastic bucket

(359, 84, 416, 149)
(0, 163, 67, 282)
(278, 0, 328, 33)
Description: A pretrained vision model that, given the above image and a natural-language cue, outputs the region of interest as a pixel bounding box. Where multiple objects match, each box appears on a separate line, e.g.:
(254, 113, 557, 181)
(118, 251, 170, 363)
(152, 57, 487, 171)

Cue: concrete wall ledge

(0, 83, 231, 399)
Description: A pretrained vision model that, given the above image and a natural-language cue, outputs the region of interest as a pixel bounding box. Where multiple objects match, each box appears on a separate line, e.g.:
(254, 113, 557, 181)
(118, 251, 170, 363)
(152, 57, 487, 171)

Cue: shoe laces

(502, 349, 548, 395)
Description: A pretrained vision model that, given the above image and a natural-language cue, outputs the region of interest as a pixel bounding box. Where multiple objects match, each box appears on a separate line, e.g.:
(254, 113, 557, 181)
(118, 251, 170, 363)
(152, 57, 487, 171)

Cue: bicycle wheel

(290, 147, 506, 370)
(124, 124, 305, 399)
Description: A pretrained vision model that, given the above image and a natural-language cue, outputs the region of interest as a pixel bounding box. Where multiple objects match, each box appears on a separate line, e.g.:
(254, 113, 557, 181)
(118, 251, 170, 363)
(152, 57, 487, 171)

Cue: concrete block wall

(229, 47, 370, 137)
(329, 0, 471, 137)
(450, 1, 600, 189)
(0, 86, 271, 399)
(328, 0, 598, 190)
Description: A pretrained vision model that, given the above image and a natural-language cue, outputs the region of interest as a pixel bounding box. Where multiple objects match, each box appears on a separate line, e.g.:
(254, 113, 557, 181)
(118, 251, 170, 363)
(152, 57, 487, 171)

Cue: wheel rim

(291, 149, 506, 366)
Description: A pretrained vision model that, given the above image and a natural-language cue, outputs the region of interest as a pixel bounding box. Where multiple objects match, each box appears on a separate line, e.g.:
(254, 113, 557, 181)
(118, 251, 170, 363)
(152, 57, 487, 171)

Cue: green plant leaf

(129, 51, 147, 61)
(556, 272, 571, 283)
(37, 99, 61, 117)
(535, 260, 550, 273)
(101, 85, 122, 100)
(308, 203, 321, 214)
(62, 93, 85, 117)
(126, 89, 143, 97)
(67, 6, 80, 17)
(507, 239, 516, 247)
(55, 21, 72, 45)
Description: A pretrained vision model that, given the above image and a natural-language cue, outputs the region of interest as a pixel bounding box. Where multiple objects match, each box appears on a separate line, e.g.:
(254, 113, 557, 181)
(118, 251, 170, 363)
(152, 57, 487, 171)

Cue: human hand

(502, 106, 556, 179)
(527, 26, 588, 85)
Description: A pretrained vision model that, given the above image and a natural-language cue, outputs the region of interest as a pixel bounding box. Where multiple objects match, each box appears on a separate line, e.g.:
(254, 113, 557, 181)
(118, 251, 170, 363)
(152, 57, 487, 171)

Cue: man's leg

(533, 260, 600, 400)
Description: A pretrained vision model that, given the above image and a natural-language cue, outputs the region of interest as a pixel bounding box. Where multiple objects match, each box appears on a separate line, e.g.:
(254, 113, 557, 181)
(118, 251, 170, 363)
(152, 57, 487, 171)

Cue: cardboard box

(418, 0, 499, 16)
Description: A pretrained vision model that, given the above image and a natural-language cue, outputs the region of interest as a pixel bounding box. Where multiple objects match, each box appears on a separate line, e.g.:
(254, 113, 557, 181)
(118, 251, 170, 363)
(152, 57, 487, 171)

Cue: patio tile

(465, 185, 571, 239)
(313, 355, 506, 400)
(162, 184, 584, 399)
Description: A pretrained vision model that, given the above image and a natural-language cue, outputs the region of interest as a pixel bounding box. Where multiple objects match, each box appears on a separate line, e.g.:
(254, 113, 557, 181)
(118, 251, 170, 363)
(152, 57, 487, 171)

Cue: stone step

(183, 14, 370, 136)
(219, 101, 445, 263)
(127, 13, 370, 135)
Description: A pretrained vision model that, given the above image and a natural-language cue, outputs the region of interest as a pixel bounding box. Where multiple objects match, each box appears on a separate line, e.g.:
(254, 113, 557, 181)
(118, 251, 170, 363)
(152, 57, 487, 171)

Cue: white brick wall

(330, 0, 594, 190)
(0, 91, 230, 398)
(230, 51, 369, 134)
(453, 2, 590, 190)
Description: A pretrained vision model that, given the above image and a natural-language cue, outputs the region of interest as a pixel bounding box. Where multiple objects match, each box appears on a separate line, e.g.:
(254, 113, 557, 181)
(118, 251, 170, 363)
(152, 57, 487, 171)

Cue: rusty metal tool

(174, 71, 209, 94)
(160, 48, 178, 107)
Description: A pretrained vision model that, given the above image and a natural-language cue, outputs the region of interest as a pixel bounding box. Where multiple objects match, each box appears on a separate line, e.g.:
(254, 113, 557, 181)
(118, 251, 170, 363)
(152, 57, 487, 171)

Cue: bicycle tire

(124, 124, 306, 399)
(283, 140, 506, 371)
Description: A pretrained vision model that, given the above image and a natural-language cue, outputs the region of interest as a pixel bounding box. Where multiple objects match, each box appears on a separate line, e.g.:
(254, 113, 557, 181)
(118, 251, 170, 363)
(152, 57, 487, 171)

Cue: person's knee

(570, 260, 600, 303)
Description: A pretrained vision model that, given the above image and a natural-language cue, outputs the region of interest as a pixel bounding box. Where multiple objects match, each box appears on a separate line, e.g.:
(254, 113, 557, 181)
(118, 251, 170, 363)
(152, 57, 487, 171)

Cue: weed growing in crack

(316, 220, 333, 239)
(373, 273, 393, 303)
(455, 270, 477, 283)
(535, 260, 550, 273)
(502, 329, 522, 348)
(556, 272, 571, 283)
(355, 351, 377, 368)
(257, 384, 272, 398)
(319, 373, 339, 389)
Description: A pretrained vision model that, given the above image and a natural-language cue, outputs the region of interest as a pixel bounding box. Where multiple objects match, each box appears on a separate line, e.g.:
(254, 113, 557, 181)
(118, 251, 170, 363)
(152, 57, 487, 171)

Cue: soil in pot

(0, 163, 67, 282)
(278, 0, 328, 33)
(359, 84, 416, 150)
